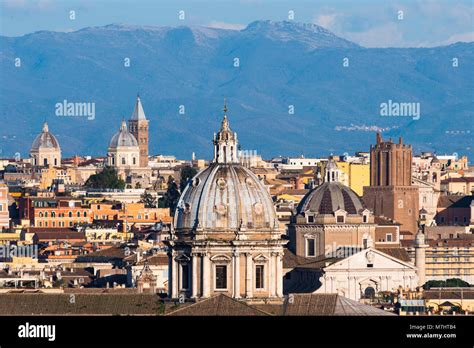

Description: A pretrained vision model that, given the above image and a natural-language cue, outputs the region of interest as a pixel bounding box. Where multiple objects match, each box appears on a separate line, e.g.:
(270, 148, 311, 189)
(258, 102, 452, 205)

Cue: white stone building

(316, 247, 418, 301)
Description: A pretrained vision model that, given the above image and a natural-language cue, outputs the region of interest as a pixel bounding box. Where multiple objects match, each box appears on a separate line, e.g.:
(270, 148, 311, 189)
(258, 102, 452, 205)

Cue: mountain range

(0, 20, 473, 160)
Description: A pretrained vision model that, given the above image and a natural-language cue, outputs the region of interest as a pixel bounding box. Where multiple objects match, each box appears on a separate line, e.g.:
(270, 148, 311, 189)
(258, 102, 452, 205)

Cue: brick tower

(363, 133, 419, 237)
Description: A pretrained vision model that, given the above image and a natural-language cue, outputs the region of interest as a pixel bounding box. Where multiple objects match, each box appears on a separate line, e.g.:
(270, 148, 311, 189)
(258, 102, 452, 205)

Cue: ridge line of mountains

(0, 20, 473, 160)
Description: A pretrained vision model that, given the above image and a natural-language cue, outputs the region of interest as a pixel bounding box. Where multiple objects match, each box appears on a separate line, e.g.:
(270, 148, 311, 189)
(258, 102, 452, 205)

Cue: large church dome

(31, 122, 60, 151)
(109, 120, 138, 148)
(174, 108, 279, 232)
(297, 181, 366, 215)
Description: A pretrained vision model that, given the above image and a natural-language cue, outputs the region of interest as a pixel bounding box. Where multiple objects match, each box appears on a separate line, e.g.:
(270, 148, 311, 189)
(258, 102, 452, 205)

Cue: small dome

(297, 182, 366, 215)
(109, 121, 138, 148)
(174, 164, 279, 231)
(31, 122, 60, 151)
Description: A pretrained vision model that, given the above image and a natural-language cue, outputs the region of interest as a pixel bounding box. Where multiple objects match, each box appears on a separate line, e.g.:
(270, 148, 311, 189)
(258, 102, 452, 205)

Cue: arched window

(364, 287, 376, 299)
(68, 212, 72, 218)
(39, 212, 43, 217)
(84, 212, 87, 217)
(77, 212, 81, 217)
(44, 212, 48, 217)
(51, 212, 56, 217)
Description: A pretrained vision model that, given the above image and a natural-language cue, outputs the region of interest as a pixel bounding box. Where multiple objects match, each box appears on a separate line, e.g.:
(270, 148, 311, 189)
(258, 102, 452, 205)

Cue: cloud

(207, 21, 246, 31)
(342, 23, 406, 48)
(314, 14, 337, 29)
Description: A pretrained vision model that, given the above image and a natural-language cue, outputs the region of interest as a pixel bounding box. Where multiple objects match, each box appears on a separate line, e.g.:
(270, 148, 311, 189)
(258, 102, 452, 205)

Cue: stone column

(192, 253, 198, 298)
(233, 251, 241, 298)
(276, 252, 283, 297)
(269, 252, 276, 297)
(348, 276, 354, 301)
(202, 253, 210, 298)
(171, 254, 178, 298)
(245, 253, 253, 298)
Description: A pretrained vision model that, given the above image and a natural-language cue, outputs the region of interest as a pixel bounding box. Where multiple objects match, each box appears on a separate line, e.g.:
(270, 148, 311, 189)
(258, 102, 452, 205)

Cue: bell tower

(128, 95, 149, 167)
(363, 133, 419, 236)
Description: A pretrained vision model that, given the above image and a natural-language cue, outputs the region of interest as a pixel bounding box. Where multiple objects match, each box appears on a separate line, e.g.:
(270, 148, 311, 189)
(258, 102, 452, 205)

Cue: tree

(180, 166, 197, 192)
(140, 191, 157, 208)
(423, 278, 471, 290)
(85, 167, 125, 189)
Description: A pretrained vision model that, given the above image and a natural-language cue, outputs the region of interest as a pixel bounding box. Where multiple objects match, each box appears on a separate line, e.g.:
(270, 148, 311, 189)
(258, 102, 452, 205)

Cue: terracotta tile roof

(136, 254, 169, 266)
(0, 294, 165, 315)
(75, 246, 126, 262)
(282, 293, 394, 316)
(283, 249, 333, 269)
(32, 230, 86, 241)
(166, 294, 269, 316)
(441, 177, 474, 183)
(402, 238, 474, 248)
(376, 248, 412, 262)
(424, 289, 474, 300)
(280, 189, 310, 196)
(437, 195, 472, 208)
(374, 216, 401, 225)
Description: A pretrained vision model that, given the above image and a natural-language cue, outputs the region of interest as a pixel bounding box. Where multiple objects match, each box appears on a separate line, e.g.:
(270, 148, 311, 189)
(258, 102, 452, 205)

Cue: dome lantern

(213, 100, 239, 164)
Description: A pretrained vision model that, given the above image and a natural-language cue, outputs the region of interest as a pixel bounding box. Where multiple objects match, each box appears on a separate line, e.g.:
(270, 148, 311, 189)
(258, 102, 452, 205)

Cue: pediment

(324, 248, 416, 271)
(210, 254, 231, 262)
(174, 254, 190, 263)
(253, 254, 269, 262)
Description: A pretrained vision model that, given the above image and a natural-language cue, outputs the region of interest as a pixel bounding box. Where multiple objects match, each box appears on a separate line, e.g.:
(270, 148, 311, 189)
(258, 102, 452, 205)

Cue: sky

(0, 0, 473, 47)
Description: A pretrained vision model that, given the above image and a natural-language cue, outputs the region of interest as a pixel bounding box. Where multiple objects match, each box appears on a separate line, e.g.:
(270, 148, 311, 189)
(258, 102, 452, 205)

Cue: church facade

(167, 105, 287, 301)
(316, 247, 418, 301)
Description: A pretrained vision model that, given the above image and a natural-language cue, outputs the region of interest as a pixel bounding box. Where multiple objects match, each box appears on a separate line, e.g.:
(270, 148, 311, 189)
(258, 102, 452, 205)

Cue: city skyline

(0, 0, 472, 345)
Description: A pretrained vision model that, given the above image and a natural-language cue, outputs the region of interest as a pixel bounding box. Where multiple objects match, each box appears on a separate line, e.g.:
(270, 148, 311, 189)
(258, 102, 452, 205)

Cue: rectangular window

(255, 265, 264, 289)
(308, 215, 314, 223)
(336, 215, 344, 223)
(386, 233, 392, 242)
(215, 265, 227, 289)
(307, 239, 316, 257)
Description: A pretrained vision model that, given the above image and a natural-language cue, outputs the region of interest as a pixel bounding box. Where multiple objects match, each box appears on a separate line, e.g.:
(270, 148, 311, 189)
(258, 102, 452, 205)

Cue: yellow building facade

(336, 161, 370, 196)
